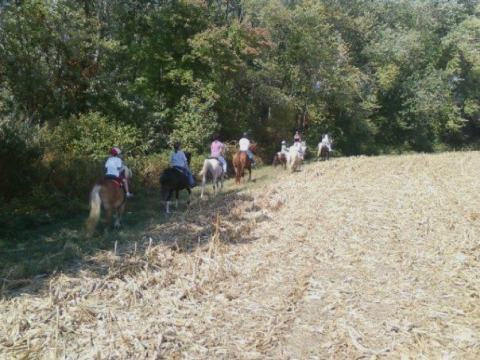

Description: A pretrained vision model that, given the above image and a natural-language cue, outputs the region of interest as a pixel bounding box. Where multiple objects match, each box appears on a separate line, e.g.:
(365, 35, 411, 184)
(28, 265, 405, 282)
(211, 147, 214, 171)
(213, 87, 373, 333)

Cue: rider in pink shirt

(211, 135, 227, 173)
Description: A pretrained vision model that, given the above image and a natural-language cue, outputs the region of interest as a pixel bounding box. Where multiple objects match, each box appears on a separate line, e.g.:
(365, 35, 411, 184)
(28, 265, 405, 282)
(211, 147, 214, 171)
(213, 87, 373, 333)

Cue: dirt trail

(1, 152, 480, 358)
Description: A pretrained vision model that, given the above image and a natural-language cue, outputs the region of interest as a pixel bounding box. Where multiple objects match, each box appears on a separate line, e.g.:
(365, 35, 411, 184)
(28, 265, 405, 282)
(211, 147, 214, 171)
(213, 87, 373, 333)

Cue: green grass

(0, 165, 278, 288)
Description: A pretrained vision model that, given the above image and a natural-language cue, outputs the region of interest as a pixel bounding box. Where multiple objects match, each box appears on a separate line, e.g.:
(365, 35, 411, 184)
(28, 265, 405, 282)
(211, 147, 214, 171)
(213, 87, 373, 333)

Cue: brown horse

(86, 166, 132, 234)
(232, 143, 257, 184)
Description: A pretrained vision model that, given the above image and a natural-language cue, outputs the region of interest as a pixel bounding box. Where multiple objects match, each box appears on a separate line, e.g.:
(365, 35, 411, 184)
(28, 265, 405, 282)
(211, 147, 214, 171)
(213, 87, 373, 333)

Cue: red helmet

(110, 147, 121, 156)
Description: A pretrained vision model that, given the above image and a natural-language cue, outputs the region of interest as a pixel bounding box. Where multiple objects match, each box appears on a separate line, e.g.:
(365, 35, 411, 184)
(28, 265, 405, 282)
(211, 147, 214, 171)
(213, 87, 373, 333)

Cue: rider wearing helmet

(210, 134, 227, 174)
(105, 147, 133, 197)
(239, 132, 255, 166)
(294, 130, 301, 143)
(280, 140, 289, 154)
(170, 141, 196, 187)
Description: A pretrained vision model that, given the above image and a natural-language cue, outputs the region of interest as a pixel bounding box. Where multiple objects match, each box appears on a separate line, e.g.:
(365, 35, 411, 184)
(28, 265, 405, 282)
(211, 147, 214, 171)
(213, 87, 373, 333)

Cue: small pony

(200, 158, 224, 199)
(272, 152, 288, 169)
(317, 137, 333, 161)
(232, 143, 257, 184)
(288, 142, 307, 172)
(159, 153, 192, 213)
(86, 165, 132, 234)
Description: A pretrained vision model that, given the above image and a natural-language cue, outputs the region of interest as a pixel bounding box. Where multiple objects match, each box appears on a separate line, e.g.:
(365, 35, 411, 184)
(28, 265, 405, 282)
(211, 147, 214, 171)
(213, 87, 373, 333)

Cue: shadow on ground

(0, 172, 273, 298)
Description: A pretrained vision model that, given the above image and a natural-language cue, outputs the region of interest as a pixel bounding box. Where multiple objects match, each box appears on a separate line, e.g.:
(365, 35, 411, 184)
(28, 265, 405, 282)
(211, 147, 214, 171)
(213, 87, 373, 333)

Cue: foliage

(44, 112, 145, 160)
(0, 0, 479, 211)
(170, 82, 219, 154)
(0, 121, 43, 201)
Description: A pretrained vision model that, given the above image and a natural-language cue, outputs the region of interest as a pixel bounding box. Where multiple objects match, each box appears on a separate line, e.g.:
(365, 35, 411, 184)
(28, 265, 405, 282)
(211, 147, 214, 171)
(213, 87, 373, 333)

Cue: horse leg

(105, 207, 113, 229)
(186, 188, 191, 206)
(201, 174, 207, 199)
(234, 166, 240, 184)
(114, 203, 125, 229)
(166, 189, 173, 213)
(248, 167, 252, 182)
(175, 189, 179, 209)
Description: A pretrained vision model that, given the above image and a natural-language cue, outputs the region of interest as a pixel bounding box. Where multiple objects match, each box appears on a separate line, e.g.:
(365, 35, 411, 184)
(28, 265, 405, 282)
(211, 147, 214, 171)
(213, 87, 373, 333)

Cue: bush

(170, 82, 219, 154)
(128, 153, 170, 190)
(0, 121, 44, 201)
(44, 112, 146, 160)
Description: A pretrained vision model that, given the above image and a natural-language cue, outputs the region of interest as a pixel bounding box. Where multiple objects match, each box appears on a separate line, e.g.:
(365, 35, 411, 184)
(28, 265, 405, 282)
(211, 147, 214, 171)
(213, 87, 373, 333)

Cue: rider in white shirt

(321, 134, 332, 151)
(239, 132, 255, 166)
(105, 147, 133, 197)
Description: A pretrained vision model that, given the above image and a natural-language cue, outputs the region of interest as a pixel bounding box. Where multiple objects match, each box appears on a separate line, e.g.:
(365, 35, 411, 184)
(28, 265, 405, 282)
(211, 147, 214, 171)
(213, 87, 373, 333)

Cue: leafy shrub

(170, 82, 219, 154)
(0, 121, 44, 201)
(128, 153, 170, 190)
(44, 112, 145, 160)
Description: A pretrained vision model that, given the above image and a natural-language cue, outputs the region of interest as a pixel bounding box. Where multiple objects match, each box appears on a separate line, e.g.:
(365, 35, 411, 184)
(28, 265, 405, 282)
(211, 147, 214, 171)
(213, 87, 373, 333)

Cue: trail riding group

(86, 131, 333, 232)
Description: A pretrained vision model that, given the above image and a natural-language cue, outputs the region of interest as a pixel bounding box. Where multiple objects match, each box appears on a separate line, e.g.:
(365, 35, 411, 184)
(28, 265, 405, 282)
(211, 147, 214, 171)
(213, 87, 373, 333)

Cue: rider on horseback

(105, 147, 133, 198)
(239, 132, 255, 166)
(280, 140, 289, 154)
(210, 134, 227, 174)
(321, 133, 332, 151)
(170, 142, 196, 188)
(293, 131, 305, 160)
(294, 130, 302, 143)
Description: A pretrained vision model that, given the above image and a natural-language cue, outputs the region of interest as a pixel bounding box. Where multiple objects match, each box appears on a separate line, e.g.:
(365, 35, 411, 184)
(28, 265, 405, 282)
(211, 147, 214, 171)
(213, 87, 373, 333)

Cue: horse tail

(199, 159, 209, 178)
(86, 184, 102, 234)
(200, 160, 210, 199)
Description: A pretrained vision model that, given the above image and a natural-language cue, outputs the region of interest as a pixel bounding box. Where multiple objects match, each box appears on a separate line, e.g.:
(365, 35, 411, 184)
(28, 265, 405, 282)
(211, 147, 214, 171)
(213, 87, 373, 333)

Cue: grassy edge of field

(0, 165, 278, 292)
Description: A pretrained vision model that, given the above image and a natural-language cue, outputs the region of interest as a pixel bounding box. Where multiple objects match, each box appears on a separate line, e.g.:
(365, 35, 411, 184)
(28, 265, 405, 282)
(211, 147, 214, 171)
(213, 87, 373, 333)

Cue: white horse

(199, 158, 224, 199)
(317, 135, 333, 161)
(288, 142, 307, 172)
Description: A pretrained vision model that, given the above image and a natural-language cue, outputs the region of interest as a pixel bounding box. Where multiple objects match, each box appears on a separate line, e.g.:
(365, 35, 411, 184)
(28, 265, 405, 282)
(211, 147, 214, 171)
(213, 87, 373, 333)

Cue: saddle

(172, 166, 189, 180)
(105, 175, 123, 188)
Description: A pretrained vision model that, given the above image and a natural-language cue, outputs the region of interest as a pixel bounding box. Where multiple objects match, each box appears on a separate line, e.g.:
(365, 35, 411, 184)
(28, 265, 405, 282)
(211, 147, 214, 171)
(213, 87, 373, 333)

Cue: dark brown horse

(86, 166, 132, 234)
(232, 143, 257, 184)
(159, 153, 192, 213)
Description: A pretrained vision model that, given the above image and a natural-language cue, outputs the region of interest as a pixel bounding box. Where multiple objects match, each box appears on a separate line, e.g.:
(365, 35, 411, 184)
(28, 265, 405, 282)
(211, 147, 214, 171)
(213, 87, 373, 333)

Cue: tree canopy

(0, 0, 479, 172)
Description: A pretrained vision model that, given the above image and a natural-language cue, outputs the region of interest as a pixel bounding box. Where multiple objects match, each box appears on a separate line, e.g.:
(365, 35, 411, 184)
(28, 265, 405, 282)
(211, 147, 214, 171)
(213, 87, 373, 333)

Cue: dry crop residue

(1, 152, 480, 358)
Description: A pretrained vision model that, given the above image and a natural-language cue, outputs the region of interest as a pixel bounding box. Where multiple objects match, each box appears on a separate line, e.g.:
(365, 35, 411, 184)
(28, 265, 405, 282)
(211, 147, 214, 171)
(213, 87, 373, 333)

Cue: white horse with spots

(317, 134, 333, 161)
(199, 158, 225, 199)
(288, 142, 307, 172)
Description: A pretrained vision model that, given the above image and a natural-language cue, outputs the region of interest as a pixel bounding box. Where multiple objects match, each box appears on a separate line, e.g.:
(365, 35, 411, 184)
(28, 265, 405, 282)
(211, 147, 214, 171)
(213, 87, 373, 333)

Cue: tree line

(0, 0, 479, 213)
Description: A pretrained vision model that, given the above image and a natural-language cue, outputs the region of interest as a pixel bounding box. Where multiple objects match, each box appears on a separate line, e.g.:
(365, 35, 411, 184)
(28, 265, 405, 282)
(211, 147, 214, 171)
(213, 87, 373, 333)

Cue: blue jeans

(247, 150, 255, 164)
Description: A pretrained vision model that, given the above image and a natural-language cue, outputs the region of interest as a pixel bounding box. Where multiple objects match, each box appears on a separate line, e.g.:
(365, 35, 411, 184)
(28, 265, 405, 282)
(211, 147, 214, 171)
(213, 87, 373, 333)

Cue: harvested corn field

(1, 152, 480, 358)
